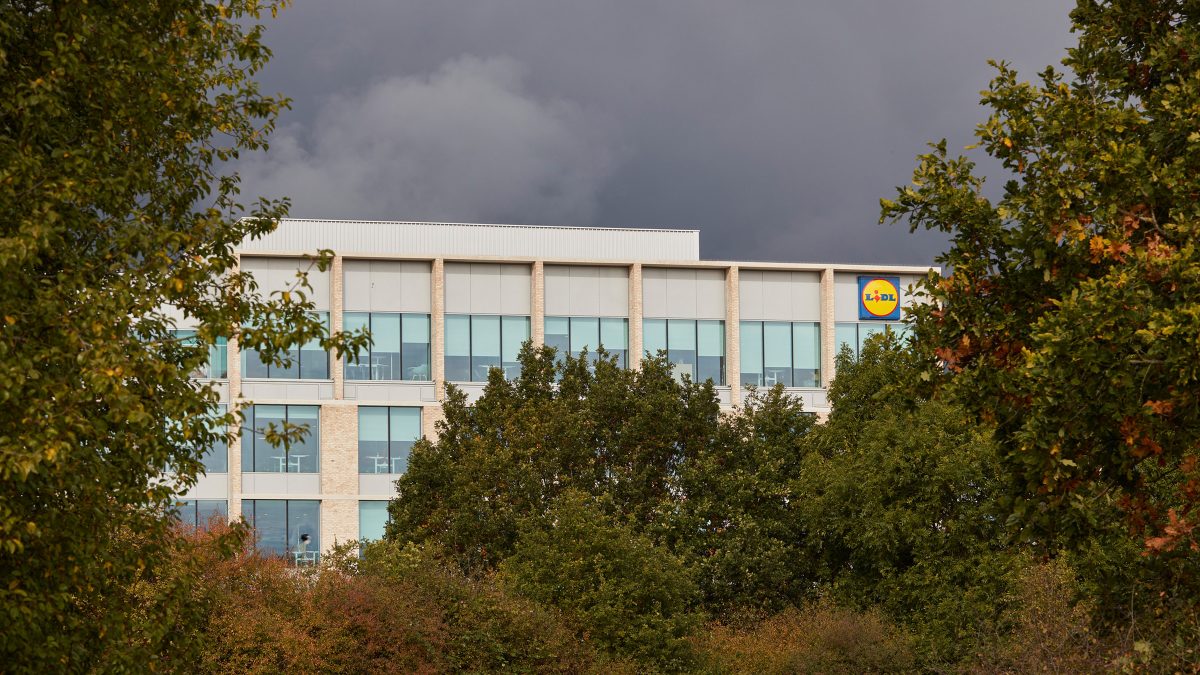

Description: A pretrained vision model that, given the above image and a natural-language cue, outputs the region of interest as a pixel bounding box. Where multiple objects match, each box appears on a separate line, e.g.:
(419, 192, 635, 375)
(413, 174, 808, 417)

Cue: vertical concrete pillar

(726, 265, 740, 405)
(820, 267, 837, 388)
(227, 254, 242, 520)
(331, 255, 344, 400)
(319, 402, 358, 553)
(628, 263, 643, 370)
(531, 260, 545, 347)
(432, 258, 446, 401)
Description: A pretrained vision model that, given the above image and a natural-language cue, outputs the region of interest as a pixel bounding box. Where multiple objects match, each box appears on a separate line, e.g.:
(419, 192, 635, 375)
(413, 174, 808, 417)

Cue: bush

(501, 491, 703, 669)
(693, 601, 915, 674)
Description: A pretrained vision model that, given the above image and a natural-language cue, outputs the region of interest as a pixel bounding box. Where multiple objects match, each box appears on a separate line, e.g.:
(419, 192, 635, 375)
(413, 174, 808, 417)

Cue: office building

(176, 219, 934, 560)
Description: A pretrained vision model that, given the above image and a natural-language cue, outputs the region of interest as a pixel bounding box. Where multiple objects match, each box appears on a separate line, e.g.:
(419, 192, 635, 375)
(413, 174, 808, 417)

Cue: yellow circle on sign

(861, 278, 900, 317)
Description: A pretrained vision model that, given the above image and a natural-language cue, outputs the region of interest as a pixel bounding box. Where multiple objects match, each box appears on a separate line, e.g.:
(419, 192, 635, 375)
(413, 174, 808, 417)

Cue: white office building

(176, 219, 934, 560)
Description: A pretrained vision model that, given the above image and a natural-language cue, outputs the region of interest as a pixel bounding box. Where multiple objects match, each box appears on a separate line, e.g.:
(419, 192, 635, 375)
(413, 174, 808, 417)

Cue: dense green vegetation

(6, 0, 1200, 672)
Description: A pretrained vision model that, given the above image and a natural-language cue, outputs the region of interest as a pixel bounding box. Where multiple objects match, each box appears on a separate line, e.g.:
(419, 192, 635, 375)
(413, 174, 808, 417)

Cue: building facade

(177, 219, 934, 560)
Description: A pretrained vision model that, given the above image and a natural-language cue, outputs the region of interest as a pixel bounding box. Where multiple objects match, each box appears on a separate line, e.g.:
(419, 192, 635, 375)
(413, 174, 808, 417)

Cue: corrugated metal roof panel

(239, 219, 701, 261)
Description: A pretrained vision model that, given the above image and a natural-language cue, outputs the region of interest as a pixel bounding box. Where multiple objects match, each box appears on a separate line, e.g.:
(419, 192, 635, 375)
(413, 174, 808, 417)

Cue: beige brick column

(432, 258, 446, 400)
(820, 267, 837, 387)
(320, 402, 358, 552)
(628, 263, 643, 370)
(331, 255, 344, 400)
(726, 266, 740, 405)
(421, 404, 446, 442)
(531, 260, 545, 347)
(228, 254, 242, 519)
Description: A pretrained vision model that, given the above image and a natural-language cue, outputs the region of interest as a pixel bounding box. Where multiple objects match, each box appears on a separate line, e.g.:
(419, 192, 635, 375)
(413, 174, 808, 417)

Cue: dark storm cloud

(240, 0, 1075, 264)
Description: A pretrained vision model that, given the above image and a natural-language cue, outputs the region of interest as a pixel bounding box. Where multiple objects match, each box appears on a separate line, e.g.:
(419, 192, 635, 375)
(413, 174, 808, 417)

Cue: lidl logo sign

(859, 276, 901, 320)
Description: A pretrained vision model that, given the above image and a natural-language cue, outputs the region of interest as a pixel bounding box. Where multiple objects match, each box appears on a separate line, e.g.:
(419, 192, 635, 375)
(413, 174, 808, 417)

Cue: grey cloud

(241, 1, 1077, 264)
(240, 55, 621, 225)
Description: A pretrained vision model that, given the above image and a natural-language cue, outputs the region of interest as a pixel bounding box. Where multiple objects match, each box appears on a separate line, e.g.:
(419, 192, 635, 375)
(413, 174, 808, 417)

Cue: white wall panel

(545, 265, 630, 317)
(544, 266, 571, 315)
(570, 268, 600, 316)
(644, 267, 724, 319)
(597, 267, 629, 316)
(345, 260, 431, 312)
(740, 270, 820, 321)
(241, 219, 701, 262)
(344, 261, 373, 311)
(445, 263, 530, 314)
(242, 257, 330, 311)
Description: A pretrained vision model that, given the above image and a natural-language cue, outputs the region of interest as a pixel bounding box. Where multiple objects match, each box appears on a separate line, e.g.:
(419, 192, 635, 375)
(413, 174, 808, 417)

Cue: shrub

(693, 600, 915, 674)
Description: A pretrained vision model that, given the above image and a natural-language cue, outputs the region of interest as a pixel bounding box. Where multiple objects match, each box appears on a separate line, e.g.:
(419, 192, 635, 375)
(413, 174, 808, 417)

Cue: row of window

(174, 499, 392, 563)
(184, 315, 902, 387)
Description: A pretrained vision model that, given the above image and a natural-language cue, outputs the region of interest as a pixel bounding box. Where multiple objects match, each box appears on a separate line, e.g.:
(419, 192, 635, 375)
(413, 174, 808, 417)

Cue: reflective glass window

(697, 320, 725, 385)
(643, 319, 666, 358)
(242, 312, 329, 379)
(740, 321, 763, 387)
(358, 406, 420, 474)
(200, 403, 228, 473)
(792, 323, 821, 387)
(471, 315, 501, 381)
(242, 405, 320, 473)
(501, 316, 530, 379)
(600, 317, 629, 368)
(445, 315, 529, 382)
(444, 314, 472, 382)
(173, 499, 228, 530)
(402, 313, 432, 380)
(243, 499, 320, 563)
(359, 501, 389, 541)
(762, 322, 793, 387)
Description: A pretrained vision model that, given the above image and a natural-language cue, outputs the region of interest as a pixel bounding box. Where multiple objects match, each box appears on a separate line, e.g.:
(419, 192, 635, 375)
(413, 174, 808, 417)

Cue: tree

(796, 336, 1014, 664)
(0, 2, 361, 669)
(882, 1, 1200, 560)
(387, 345, 723, 572)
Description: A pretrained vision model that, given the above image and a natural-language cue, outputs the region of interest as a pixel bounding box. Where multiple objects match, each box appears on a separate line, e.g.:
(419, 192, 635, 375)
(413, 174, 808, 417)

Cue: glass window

(545, 316, 570, 358)
(643, 319, 666, 358)
(242, 405, 320, 473)
(792, 323, 821, 387)
(173, 499, 228, 530)
(835, 323, 859, 358)
(346, 312, 434, 382)
(697, 320, 725, 385)
(445, 315, 530, 382)
(501, 316, 530, 379)
(242, 312, 330, 380)
(600, 317, 629, 368)
(444, 314, 471, 382)
(762, 322, 793, 387)
(243, 499, 320, 564)
(740, 321, 763, 387)
(471, 315, 501, 381)
(834, 322, 906, 361)
(359, 501, 389, 541)
(402, 313, 432, 381)
(358, 406, 421, 474)
(667, 319, 697, 382)
(569, 317, 601, 360)
(200, 403, 228, 473)
(170, 330, 227, 379)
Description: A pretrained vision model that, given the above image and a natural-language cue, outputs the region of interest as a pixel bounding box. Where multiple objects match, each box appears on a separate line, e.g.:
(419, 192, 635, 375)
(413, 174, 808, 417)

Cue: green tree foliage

(669, 386, 817, 614)
(797, 337, 1014, 663)
(387, 346, 723, 572)
(0, 2, 363, 669)
(501, 490, 702, 669)
(881, 0, 1200, 559)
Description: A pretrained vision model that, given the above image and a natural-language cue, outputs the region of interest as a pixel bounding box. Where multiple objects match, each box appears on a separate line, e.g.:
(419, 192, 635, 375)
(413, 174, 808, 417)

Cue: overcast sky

(238, 1, 1076, 265)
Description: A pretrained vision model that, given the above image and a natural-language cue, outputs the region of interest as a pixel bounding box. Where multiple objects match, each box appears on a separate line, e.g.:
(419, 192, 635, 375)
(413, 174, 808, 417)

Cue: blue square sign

(858, 276, 902, 321)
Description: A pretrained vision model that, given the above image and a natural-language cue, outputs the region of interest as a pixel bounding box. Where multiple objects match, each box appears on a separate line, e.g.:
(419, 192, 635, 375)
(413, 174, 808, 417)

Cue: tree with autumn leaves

(883, 0, 1200, 575)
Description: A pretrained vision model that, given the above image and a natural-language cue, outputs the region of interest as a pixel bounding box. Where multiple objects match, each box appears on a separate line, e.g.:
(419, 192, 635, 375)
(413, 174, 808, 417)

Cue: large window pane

(501, 316, 529, 379)
(389, 407, 421, 474)
(288, 500, 320, 564)
(792, 322, 821, 387)
(242, 343, 270, 379)
(763, 322, 793, 387)
(740, 321, 763, 386)
(209, 337, 228, 379)
(358, 407, 390, 474)
(344, 312, 371, 381)
(402, 314, 432, 381)
(697, 320, 725, 385)
(667, 319, 697, 382)
(445, 314, 471, 381)
(858, 323, 885, 354)
(287, 406, 320, 473)
(835, 323, 859, 359)
(545, 316, 570, 361)
(359, 501, 389, 541)
(569, 317, 600, 358)
(369, 313, 401, 380)
(599, 317, 628, 368)
(298, 313, 328, 379)
(244, 500, 287, 557)
(252, 405, 286, 473)
(471, 315, 501, 381)
(201, 403, 228, 473)
(643, 319, 666, 359)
